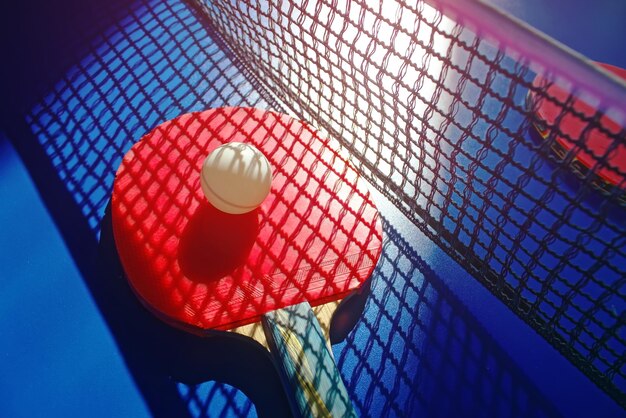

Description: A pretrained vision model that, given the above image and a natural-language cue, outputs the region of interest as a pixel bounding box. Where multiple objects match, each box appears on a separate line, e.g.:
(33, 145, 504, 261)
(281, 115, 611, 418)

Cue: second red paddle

(527, 62, 626, 204)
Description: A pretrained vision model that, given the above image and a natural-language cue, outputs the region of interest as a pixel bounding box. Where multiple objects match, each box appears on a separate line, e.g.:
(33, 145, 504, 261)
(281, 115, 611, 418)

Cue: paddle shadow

(99, 202, 292, 417)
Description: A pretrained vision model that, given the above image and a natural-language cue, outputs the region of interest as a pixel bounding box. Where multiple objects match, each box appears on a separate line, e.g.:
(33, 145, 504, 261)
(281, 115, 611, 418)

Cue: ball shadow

(178, 202, 259, 283)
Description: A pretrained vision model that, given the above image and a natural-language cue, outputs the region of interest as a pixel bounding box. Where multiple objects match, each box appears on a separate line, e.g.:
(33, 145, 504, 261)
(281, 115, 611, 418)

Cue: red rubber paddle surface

(529, 62, 626, 189)
(111, 107, 382, 332)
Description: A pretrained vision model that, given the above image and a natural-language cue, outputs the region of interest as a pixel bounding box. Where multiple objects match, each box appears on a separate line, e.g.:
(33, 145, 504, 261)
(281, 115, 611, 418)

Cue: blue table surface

(1, 0, 624, 417)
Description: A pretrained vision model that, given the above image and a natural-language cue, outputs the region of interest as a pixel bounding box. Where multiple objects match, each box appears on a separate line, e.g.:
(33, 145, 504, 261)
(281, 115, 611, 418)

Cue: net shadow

(338, 220, 563, 417)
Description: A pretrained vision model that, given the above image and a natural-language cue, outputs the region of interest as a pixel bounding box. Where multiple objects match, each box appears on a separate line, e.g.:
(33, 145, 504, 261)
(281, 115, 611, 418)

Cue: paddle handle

(262, 301, 358, 418)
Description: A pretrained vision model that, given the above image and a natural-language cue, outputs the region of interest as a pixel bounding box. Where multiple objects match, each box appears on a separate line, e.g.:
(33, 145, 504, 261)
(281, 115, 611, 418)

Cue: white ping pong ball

(200, 142, 273, 214)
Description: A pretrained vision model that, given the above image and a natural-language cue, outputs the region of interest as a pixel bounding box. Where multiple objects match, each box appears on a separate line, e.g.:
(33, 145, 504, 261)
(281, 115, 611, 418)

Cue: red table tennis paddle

(527, 62, 626, 204)
(111, 107, 383, 417)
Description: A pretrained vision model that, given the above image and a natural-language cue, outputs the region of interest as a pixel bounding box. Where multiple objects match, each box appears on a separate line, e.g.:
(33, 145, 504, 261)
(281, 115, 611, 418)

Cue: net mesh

(193, 0, 626, 406)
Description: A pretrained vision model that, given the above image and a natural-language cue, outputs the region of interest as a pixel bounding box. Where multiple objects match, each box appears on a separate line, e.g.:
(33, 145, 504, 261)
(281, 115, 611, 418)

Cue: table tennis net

(191, 0, 626, 406)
